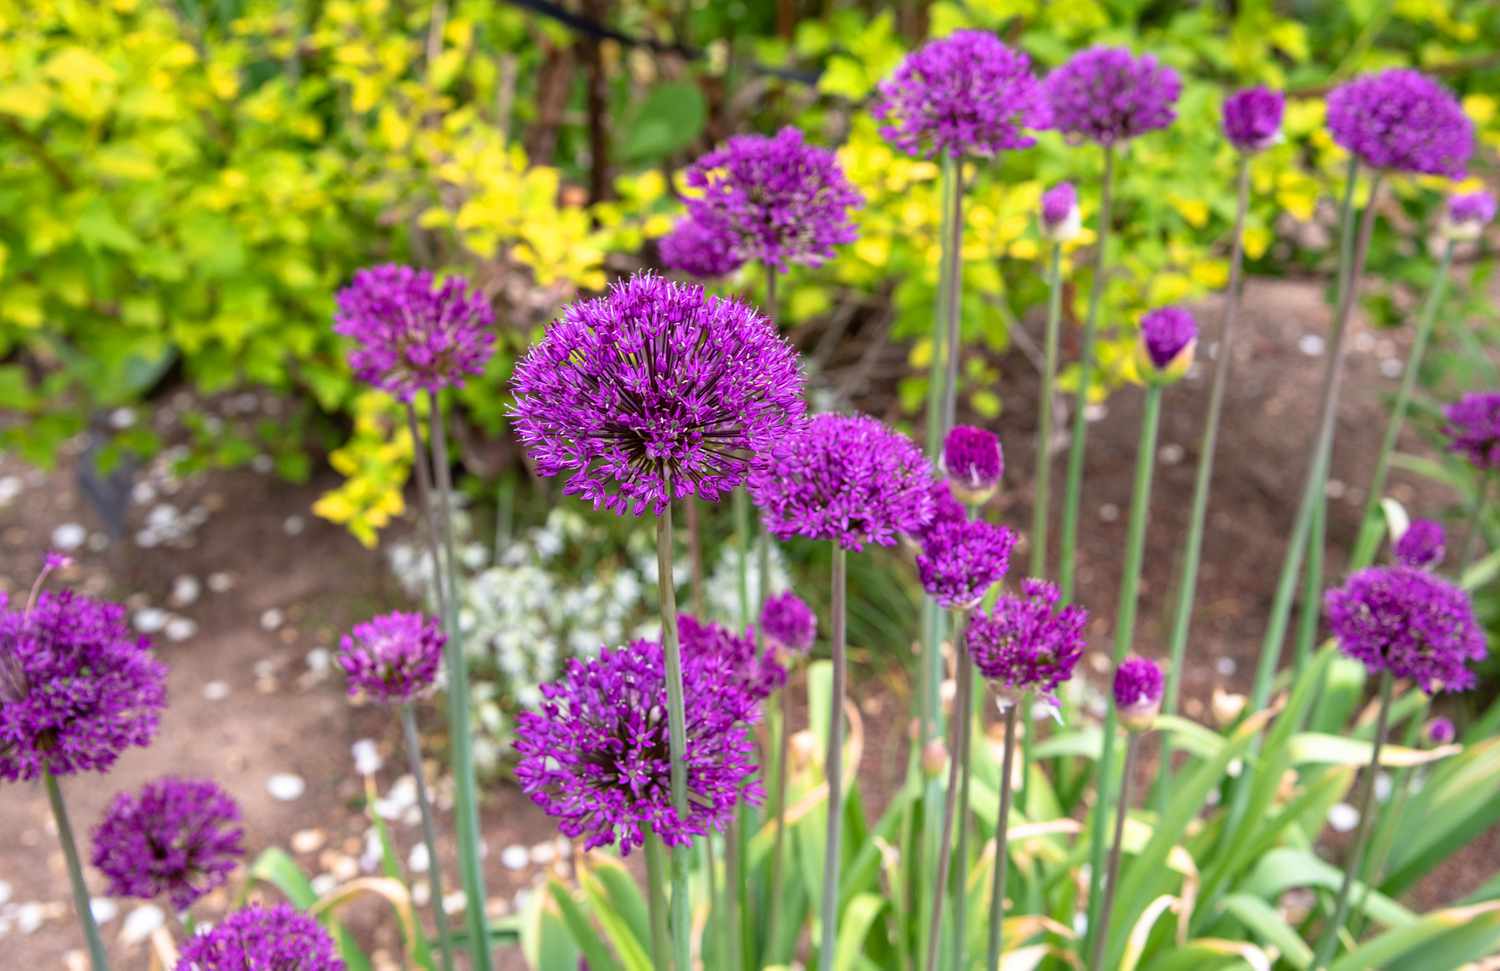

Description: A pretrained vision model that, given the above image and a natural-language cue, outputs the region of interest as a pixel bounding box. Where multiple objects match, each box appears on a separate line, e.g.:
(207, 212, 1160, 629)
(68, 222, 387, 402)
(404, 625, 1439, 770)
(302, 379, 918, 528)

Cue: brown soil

(0, 276, 1490, 967)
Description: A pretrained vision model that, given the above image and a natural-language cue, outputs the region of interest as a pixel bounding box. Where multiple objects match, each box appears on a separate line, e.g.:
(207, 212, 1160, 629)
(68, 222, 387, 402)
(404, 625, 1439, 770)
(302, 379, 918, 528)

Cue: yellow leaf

(1190, 259, 1229, 288)
(0, 83, 51, 122)
(44, 47, 116, 86)
(1009, 238, 1040, 261)
(1169, 195, 1210, 228)
(1243, 225, 1272, 261)
(1463, 94, 1496, 126)
(910, 338, 934, 369)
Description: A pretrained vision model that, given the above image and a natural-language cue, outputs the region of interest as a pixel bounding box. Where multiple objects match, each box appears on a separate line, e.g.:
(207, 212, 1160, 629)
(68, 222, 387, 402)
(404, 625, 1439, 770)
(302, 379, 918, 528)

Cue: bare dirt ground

(1, 275, 1491, 967)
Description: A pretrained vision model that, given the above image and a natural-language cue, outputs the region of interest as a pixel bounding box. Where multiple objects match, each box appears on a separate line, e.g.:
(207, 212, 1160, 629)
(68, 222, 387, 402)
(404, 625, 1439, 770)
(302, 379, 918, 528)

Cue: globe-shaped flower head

(659, 215, 745, 279)
(682, 127, 862, 273)
(760, 592, 817, 656)
(176, 903, 343, 971)
(1395, 519, 1445, 570)
(749, 413, 934, 552)
(334, 264, 496, 402)
(514, 638, 760, 854)
(92, 777, 244, 911)
(1042, 47, 1181, 146)
(1444, 191, 1496, 241)
(943, 425, 1004, 504)
(1325, 566, 1485, 694)
(1426, 717, 1456, 746)
(966, 579, 1087, 707)
(511, 273, 805, 516)
(1442, 391, 1500, 470)
(1139, 306, 1197, 380)
(1222, 86, 1285, 153)
(1040, 182, 1080, 241)
(338, 611, 446, 704)
(679, 612, 785, 715)
(0, 587, 167, 782)
(1114, 656, 1164, 731)
(917, 519, 1017, 610)
(872, 30, 1045, 159)
(1326, 70, 1473, 178)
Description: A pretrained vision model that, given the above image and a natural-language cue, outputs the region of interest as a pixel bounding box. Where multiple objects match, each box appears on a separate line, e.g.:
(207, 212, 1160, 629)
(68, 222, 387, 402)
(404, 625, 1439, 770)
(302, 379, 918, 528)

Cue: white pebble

(310, 874, 338, 896)
(1328, 803, 1360, 832)
(267, 773, 306, 801)
(1374, 772, 1393, 802)
(131, 482, 157, 506)
(1098, 503, 1120, 523)
(259, 608, 285, 632)
(305, 647, 332, 675)
(108, 407, 136, 429)
(51, 523, 86, 551)
(146, 504, 178, 529)
(291, 829, 326, 854)
(444, 891, 468, 916)
(133, 608, 168, 634)
(284, 515, 305, 536)
(170, 575, 201, 607)
(408, 844, 431, 874)
(1159, 443, 1185, 465)
(120, 904, 164, 944)
(1379, 358, 1403, 379)
(90, 899, 118, 925)
(165, 617, 198, 642)
(500, 845, 529, 871)
(207, 572, 234, 593)
(1084, 403, 1107, 423)
(16, 902, 45, 935)
(0, 475, 21, 505)
(250, 454, 274, 474)
(1298, 334, 1325, 357)
(0, 880, 10, 905)
(1216, 657, 1236, 676)
(352, 739, 383, 776)
(530, 843, 557, 865)
(1325, 478, 1347, 499)
(202, 681, 230, 701)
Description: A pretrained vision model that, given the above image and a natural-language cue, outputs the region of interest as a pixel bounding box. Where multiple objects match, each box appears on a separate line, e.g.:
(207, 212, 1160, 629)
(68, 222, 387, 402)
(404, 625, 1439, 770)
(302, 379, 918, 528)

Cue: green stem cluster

(984, 703, 1020, 971)
(655, 502, 693, 971)
(818, 547, 849, 971)
(923, 612, 972, 971)
(1031, 241, 1065, 579)
(46, 771, 111, 971)
(1089, 730, 1139, 971)
(402, 705, 457, 971)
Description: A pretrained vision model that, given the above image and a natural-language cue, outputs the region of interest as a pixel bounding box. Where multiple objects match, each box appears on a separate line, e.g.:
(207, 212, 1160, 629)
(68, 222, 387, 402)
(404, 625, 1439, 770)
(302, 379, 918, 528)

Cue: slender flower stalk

(924, 612, 973, 971)
(401, 706, 456, 971)
(1457, 469, 1492, 573)
(986, 704, 1020, 971)
(1090, 732, 1138, 971)
(819, 546, 848, 971)
(644, 837, 672, 969)
(46, 771, 110, 971)
(1031, 236, 1066, 578)
(762, 591, 816, 962)
(656, 503, 693, 971)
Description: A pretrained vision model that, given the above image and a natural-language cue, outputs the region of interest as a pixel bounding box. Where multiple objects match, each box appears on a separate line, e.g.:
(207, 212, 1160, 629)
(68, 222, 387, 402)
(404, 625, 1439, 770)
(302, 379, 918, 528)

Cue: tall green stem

(1350, 240, 1457, 570)
(1031, 241, 1065, 579)
(1089, 731, 1139, 971)
(645, 836, 673, 970)
(1059, 145, 1116, 602)
(428, 397, 493, 970)
(765, 680, 793, 963)
(1293, 501, 1326, 679)
(1085, 381, 1162, 953)
(941, 159, 966, 432)
(734, 489, 751, 626)
(402, 705, 457, 971)
(924, 613, 972, 971)
(1458, 469, 1493, 573)
(951, 645, 975, 971)
(984, 704, 1020, 971)
(818, 547, 848, 971)
(45, 771, 110, 971)
(1311, 673, 1394, 968)
(656, 501, 692, 971)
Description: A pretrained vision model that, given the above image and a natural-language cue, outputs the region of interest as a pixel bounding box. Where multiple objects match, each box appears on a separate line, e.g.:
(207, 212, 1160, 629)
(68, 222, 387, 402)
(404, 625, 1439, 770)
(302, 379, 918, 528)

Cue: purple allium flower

(966, 579, 1086, 704)
(1326, 70, 1473, 178)
(1139, 306, 1198, 374)
(760, 592, 817, 655)
(1325, 566, 1485, 694)
(511, 273, 805, 517)
(682, 127, 861, 272)
(338, 611, 445, 704)
(0, 590, 167, 782)
(513, 638, 760, 854)
(658, 216, 745, 279)
(1040, 182, 1080, 241)
(176, 903, 343, 971)
(1442, 391, 1500, 470)
(1113, 656, 1164, 730)
(1448, 191, 1497, 227)
(943, 425, 1004, 504)
(1395, 519, 1446, 570)
(749, 413, 934, 552)
(1426, 716, 1456, 746)
(333, 264, 496, 403)
(678, 612, 785, 714)
(1222, 86, 1285, 152)
(912, 478, 968, 546)
(1041, 47, 1181, 146)
(91, 777, 244, 911)
(917, 519, 1017, 610)
(872, 30, 1045, 159)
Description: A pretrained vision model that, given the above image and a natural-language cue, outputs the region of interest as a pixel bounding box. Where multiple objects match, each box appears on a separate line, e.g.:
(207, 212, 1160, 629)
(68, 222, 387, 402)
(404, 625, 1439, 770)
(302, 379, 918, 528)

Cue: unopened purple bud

(1426, 716, 1456, 746)
(1444, 191, 1496, 241)
(1222, 86, 1285, 152)
(943, 425, 1003, 504)
(1114, 656, 1164, 731)
(1139, 306, 1198, 377)
(1040, 182, 1080, 241)
(1394, 519, 1445, 570)
(760, 592, 817, 655)
(1442, 392, 1500, 471)
(338, 611, 445, 704)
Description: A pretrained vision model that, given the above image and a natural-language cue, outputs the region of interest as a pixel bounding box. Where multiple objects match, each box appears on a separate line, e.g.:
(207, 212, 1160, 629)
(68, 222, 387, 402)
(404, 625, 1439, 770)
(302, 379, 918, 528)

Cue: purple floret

(513, 637, 761, 855)
(682, 127, 862, 273)
(1140, 306, 1198, 371)
(333, 264, 496, 402)
(176, 904, 343, 971)
(760, 592, 817, 655)
(749, 413, 934, 552)
(966, 578, 1086, 703)
(338, 611, 445, 704)
(1325, 565, 1485, 694)
(1113, 656, 1164, 709)
(1222, 86, 1284, 152)
(1395, 519, 1445, 570)
(917, 519, 1017, 610)
(678, 612, 785, 715)
(1326, 70, 1473, 178)
(872, 30, 1046, 159)
(1042, 47, 1181, 146)
(943, 425, 1004, 499)
(658, 215, 745, 279)
(1448, 191, 1497, 227)
(0, 589, 167, 782)
(92, 777, 244, 911)
(1442, 391, 1500, 470)
(511, 272, 805, 517)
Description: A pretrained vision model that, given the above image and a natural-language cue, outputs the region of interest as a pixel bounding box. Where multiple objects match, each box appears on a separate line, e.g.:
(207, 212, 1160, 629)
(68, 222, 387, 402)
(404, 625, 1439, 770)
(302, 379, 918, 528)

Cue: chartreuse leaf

(548, 879, 627, 971)
(1243, 847, 1412, 927)
(1219, 893, 1312, 968)
(1381, 737, 1500, 894)
(245, 848, 373, 971)
(1329, 902, 1500, 971)
(831, 893, 886, 970)
(521, 882, 580, 971)
(578, 855, 651, 966)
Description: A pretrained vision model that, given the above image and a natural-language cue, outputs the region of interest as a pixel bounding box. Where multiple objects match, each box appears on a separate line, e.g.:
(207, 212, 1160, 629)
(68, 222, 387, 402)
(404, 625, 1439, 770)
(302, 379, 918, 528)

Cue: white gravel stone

(170, 575, 202, 607)
(51, 523, 86, 551)
(1328, 802, 1360, 832)
(0, 476, 22, 505)
(133, 608, 168, 634)
(120, 904, 164, 944)
(90, 899, 118, 925)
(259, 608, 285, 631)
(1298, 334, 1325, 357)
(202, 680, 230, 701)
(267, 773, 306, 801)
(500, 845, 529, 871)
(207, 572, 234, 593)
(352, 739, 383, 776)
(408, 844, 431, 874)
(284, 515, 306, 536)
(164, 617, 198, 642)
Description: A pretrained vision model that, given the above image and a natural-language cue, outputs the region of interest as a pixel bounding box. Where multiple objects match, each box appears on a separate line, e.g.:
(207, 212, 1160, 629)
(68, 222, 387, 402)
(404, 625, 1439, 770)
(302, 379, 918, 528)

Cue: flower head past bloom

(1326, 70, 1473, 178)
(1442, 391, 1500, 470)
(943, 425, 1004, 504)
(176, 904, 343, 971)
(511, 273, 805, 516)
(1444, 191, 1497, 242)
(334, 264, 495, 402)
(338, 611, 446, 704)
(92, 777, 244, 911)
(966, 579, 1086, 708)
(0, 589, 167, 782)
(682, 127, 862, 272)
(1138, 306, 1197, 380)
(872, 30, 1045, 159)
(1395, 519, 1445, 570)
(1325, 566, 1485, 694)
(760, 592, 817, 656)
(658, 216, 745, 279)
(1042, 47, 1181, 146)
(1114, 656, 1164, 731)
(1427, 716, 1456, 746)
(678, 612, 785, 715)
(514, 638, 760, 854)
(750, 413, 933, 552)
(1222, 86, 1284, 153)
(1040, 182, 1080, 242)
(917, 519, 1017, 610)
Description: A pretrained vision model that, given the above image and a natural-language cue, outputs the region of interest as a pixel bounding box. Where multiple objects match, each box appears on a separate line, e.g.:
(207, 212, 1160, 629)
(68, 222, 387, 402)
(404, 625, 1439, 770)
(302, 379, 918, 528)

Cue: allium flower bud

(1138, 306, 1198, 382)
(921, 738, 949, 778)
(1222, 86, 1285, 153)
(1113, 656, 1164, 732)
(338, 612, 445, 705)
(1426, 716, 1456, 746)
(760, 592, 817, 656)
(1040, 182, 1080, 242)
(1442, 391, 1500, 471)
(1394, 518, 1445, 570)
(942, 425, 1004, 504)
(1442, 191, 1496, 242)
